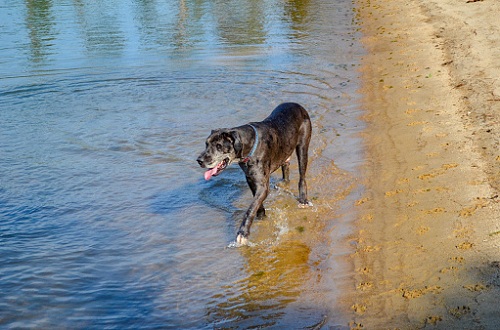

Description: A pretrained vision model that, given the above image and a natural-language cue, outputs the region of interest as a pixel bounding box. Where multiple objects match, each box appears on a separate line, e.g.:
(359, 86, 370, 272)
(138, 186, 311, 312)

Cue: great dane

(196, 102, 312, 244)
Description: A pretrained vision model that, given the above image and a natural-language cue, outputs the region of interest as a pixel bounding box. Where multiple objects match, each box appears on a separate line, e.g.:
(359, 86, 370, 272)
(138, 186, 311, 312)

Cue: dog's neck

(241, 124, 259, 163)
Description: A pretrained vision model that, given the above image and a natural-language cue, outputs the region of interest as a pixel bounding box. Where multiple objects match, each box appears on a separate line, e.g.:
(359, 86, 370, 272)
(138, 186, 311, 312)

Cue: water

(0, 0, 365, 328)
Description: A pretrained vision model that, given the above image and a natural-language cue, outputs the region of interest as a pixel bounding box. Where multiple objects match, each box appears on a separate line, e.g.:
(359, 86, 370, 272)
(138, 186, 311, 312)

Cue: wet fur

(197, 102, 312, 244)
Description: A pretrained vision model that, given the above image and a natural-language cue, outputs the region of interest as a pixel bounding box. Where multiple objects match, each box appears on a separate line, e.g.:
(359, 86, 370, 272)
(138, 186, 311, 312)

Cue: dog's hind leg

(296, 124, 311, 207)
(296, 146, 309, 206)
(281, 159, 290, 183)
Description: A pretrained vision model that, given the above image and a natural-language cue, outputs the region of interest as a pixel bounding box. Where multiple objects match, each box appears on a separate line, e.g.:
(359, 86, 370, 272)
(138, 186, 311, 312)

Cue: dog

(196, 102, 312, 244)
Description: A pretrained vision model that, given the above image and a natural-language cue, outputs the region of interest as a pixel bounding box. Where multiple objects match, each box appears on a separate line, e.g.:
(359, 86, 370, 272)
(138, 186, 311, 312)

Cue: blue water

(0, 0, 365, 328)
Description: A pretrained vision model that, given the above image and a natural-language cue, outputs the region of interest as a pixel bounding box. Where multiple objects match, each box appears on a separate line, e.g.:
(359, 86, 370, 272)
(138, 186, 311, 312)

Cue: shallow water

(0, 0, 364, 328)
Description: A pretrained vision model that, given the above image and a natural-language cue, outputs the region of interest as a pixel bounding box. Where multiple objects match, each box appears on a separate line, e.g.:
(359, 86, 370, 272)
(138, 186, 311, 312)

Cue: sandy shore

(346, 0, 500, 328)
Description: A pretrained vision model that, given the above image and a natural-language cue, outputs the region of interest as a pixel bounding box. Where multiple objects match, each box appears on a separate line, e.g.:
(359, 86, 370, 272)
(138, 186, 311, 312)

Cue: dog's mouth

(204, 158, 229, 180)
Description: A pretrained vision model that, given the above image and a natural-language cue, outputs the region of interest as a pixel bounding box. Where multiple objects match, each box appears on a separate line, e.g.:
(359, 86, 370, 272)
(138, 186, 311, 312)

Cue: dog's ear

(230, 130, 242, 156)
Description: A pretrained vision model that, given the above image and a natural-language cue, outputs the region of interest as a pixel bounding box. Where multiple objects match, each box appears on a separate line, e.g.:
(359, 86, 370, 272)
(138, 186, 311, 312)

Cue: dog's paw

(298, 201, 313, 208)
(236, 233, 249, 246)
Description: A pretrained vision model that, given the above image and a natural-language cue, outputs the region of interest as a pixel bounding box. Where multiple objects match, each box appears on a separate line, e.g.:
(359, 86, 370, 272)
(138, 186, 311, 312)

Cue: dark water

(0, 0, 364, 328)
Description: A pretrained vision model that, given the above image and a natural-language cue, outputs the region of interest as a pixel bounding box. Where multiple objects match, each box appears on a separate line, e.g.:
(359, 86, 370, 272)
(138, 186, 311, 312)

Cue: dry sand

(346, 0, 500, 328)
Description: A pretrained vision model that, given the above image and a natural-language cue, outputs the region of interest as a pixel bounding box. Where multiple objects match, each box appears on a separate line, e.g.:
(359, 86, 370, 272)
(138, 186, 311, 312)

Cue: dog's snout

(197, 155, 206, 168)
(197, 151, 212, 167)
(197, 158, 204, 167)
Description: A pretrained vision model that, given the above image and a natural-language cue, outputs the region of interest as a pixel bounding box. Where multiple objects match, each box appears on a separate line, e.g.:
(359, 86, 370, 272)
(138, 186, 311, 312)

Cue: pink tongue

(204, 167, 218, 181)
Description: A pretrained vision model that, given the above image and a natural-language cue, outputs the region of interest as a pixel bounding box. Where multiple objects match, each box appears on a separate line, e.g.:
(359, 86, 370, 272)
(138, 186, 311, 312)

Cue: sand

(346, 0, 500, 328)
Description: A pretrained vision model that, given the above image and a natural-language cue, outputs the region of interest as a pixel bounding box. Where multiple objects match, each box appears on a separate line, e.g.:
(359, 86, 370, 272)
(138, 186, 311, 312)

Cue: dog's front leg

(236, 177, 269, 245)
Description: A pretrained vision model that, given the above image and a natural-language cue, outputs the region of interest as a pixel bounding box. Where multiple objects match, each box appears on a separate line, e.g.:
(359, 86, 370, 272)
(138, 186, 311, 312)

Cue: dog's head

(196, 129, 242, 180)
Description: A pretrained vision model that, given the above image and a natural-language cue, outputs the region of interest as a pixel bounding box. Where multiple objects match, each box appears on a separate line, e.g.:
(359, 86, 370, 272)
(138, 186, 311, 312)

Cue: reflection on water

(25, 0, 55, 63)
(3, 0, 333, 71)
(0, 0, 364, 328)
(210, 241, 311, 327)
(73, 0, 126, 57)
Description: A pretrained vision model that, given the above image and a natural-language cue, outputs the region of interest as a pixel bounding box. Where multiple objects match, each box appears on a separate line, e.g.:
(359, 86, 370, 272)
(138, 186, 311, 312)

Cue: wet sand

(347, 0, 500, 328)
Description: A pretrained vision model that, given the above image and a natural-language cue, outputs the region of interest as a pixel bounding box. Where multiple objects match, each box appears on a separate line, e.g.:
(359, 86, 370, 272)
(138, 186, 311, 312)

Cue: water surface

(0, 0, 365, 328)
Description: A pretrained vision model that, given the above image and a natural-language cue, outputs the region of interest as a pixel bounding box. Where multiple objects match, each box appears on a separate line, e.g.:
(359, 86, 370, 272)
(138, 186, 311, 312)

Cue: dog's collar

(241, 124, 259, 163)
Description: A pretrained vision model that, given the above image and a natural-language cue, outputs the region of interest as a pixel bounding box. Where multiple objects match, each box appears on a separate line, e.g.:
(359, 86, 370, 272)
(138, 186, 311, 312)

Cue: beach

(347, 0, 500, 328)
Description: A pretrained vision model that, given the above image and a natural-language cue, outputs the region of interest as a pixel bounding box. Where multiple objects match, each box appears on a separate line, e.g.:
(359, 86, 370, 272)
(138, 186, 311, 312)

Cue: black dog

(197, 102, 312, 244)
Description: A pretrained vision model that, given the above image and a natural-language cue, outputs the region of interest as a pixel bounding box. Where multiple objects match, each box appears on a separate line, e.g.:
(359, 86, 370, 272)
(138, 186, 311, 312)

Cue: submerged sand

(346, 0, 500, 328)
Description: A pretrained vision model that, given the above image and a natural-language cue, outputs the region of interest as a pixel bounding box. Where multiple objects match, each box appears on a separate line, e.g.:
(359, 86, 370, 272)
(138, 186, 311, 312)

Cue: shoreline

(345, 0, 500, 328)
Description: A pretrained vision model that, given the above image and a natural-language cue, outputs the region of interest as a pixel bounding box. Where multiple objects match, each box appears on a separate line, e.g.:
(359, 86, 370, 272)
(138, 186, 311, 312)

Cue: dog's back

(263, 102, 311, 130)
(254, 103, 311, 172)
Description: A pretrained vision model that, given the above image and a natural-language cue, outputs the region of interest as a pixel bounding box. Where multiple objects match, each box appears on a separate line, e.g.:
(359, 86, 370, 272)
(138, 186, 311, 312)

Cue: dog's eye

(216, 143, 223, 152)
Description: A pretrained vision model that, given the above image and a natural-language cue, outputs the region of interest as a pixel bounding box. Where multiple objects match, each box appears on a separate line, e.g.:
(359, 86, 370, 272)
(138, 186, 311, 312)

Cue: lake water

(0, 0, 365, 328)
